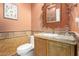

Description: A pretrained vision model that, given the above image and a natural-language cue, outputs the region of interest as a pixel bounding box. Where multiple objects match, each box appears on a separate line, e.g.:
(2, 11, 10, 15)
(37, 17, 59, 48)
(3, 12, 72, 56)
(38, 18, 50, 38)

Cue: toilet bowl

(16, 35, 34, 56)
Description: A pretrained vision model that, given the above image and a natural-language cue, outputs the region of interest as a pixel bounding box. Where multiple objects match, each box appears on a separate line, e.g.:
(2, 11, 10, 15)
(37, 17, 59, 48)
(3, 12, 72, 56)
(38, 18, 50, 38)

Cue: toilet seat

(17, 43, 34, 55)
(17, 43, 32, 50)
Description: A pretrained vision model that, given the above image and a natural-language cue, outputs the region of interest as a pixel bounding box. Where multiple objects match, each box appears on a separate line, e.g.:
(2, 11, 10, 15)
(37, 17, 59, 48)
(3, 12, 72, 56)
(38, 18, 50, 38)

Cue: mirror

(42, 3, 61, 23)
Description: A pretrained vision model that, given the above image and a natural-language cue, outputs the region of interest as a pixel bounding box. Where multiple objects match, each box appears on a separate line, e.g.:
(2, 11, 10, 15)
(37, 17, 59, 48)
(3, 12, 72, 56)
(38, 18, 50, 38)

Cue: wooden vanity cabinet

(34, 37, 77, 56)
(34, 37, 47, 56)
(48, 40, 77, 56)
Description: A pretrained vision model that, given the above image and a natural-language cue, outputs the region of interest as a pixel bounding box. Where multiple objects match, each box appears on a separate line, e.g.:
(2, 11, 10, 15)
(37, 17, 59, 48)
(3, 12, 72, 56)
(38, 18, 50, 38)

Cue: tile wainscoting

(0, 30, 31, 56)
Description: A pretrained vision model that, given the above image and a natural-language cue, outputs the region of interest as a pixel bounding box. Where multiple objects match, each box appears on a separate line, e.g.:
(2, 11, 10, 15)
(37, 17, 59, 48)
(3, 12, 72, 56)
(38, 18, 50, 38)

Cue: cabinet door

(48, 40, 71, 56)
(34, 37, 47, 56)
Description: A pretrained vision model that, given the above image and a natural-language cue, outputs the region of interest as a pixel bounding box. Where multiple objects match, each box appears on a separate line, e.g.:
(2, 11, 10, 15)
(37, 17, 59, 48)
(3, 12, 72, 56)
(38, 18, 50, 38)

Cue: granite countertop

(73, 32, 79, 40)
(34, 33, 77, 45)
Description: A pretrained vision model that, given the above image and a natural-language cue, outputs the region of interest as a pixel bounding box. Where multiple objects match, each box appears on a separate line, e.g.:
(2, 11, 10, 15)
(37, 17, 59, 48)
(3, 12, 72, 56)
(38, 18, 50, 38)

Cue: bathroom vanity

(34, 33, 77, 56)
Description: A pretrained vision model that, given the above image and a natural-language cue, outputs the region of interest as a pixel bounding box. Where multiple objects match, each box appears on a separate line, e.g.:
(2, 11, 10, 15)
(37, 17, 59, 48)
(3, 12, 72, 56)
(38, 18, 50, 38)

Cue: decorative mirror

(42, 3, 61, 23)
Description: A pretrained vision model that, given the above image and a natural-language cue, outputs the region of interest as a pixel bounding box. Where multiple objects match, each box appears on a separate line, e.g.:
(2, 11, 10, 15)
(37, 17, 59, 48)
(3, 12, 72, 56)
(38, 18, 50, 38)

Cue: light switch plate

(75, 17, 79, 27)
(76, 17, 79, 22)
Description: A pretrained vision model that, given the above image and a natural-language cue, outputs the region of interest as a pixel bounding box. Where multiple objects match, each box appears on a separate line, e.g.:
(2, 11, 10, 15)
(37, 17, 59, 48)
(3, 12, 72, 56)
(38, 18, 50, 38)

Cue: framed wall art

(4, 3, 18, 20)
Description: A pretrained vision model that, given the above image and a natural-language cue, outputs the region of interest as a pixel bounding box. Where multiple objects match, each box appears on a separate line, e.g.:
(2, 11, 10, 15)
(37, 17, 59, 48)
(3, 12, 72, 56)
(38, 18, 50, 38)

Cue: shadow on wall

(0, 21, 8, 32)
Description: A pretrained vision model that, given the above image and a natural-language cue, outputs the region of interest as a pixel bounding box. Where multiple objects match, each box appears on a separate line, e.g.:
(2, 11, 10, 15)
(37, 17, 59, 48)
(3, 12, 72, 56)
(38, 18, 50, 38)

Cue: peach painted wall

(31, 3, 43, 31)
(0, 3, 78, 32)
(70, 4, 79, 32)
(31, 3, 69, 31)
(0, 3, 31, 32)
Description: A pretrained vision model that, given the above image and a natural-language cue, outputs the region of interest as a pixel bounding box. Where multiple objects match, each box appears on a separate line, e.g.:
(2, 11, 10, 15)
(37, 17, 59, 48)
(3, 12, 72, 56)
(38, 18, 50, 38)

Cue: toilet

(16, 35, 34, 56)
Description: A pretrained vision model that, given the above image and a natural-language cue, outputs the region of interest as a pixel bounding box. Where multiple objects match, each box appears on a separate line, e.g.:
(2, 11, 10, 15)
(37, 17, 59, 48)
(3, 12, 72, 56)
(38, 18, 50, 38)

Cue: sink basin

(39, 32, 59, 37)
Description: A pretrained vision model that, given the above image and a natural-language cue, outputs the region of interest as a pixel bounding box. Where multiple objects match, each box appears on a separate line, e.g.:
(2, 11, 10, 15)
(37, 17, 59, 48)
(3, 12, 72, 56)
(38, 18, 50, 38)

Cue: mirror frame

(42, 3, 61, 24)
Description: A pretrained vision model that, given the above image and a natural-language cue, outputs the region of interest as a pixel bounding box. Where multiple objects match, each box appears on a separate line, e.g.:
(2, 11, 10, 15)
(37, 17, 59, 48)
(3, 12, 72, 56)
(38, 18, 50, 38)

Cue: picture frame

(4, 3, 18, 20)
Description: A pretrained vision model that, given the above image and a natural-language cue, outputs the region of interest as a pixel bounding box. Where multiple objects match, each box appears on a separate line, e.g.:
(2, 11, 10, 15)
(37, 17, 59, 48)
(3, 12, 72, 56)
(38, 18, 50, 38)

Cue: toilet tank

(29, 35, 34, 48)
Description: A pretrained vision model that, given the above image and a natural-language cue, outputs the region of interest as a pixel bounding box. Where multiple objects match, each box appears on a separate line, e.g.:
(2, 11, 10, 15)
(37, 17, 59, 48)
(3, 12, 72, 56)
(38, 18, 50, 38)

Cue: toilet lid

(17, 43, 33, 50)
